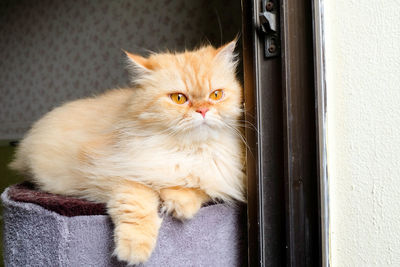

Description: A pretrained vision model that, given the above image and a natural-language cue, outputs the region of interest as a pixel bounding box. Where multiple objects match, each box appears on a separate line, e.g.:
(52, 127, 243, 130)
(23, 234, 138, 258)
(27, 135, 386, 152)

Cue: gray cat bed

(1, 184, 246, 266)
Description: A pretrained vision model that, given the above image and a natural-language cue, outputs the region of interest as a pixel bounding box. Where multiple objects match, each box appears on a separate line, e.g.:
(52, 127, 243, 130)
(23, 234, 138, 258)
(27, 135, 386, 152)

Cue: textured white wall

(325, 0, 400, 265)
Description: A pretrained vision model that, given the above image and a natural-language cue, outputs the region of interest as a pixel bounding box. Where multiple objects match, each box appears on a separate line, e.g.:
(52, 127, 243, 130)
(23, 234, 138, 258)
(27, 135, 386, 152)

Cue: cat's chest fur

(99, 134, 244, 201)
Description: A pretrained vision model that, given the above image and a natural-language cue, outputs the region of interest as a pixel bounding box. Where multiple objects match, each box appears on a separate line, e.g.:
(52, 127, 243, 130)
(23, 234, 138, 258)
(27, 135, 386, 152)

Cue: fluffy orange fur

(10, 40, 246, 265)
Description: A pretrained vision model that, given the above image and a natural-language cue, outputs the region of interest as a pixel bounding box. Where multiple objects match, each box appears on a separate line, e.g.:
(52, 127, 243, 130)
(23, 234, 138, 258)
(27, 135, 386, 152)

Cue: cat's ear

(215, 39, 238, 68)
(123, 50, 153, 75)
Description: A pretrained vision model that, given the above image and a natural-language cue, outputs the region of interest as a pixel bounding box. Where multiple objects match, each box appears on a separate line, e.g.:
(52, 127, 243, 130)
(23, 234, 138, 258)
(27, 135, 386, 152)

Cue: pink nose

(196, 108, 209, 118)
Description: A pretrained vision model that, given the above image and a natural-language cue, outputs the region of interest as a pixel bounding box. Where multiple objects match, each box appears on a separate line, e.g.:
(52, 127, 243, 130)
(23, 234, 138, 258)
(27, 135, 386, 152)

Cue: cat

(9, 40, 246, 265)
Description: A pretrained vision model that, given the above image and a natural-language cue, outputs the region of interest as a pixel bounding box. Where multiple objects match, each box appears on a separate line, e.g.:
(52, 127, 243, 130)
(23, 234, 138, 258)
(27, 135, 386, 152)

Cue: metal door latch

(259, 0, 280, 58)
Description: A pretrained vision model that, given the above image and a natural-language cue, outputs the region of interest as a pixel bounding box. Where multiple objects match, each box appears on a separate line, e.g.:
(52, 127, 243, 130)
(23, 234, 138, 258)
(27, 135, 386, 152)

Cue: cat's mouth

(186, 118, 211, 132)
(193, 120, 208, 129)
(196, 119, 219, 132)
(184, 115, 221, 133)
(198, 117, 212, 126)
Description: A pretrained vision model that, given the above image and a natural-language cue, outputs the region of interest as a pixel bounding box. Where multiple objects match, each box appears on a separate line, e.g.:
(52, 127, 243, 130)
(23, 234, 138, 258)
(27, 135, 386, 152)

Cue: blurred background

(0, 0, 242, 263)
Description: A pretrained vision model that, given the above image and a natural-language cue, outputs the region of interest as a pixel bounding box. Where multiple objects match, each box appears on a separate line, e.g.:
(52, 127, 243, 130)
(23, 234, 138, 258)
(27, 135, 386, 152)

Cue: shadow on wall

(0, 0, 242, 140)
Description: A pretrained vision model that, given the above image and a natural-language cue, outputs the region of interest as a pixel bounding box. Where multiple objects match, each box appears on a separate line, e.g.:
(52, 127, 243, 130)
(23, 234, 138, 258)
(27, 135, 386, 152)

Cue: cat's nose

(196, 108, 209, 118)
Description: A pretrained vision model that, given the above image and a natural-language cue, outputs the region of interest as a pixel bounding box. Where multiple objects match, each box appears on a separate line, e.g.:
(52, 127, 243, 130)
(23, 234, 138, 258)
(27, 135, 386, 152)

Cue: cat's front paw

(114, 237, 152, 265)
(161, 197, 201, 220)
(113, 218, 162, 265)
(160, 187, 209, 220)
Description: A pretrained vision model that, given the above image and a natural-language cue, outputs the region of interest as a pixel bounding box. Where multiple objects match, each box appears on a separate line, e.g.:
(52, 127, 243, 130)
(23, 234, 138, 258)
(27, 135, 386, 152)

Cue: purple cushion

(2, 184, 247, 266)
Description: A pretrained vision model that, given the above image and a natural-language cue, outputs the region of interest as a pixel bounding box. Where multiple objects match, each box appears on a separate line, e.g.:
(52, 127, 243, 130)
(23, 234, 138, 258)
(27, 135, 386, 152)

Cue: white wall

(325, 0, 400, 265)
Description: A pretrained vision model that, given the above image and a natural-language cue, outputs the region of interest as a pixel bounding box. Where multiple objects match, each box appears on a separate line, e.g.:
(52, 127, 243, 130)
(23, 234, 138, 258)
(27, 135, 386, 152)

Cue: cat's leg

(159, 187, 210, 220)
(107, 181, 162, 265)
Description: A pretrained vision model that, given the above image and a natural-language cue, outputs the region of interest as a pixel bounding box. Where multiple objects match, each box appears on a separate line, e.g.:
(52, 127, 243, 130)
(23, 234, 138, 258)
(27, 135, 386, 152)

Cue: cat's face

(125, 41, 242, 142)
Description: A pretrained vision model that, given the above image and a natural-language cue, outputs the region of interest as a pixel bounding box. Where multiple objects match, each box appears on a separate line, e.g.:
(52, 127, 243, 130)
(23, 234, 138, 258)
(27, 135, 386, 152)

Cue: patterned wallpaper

(0, 0, 242, 139)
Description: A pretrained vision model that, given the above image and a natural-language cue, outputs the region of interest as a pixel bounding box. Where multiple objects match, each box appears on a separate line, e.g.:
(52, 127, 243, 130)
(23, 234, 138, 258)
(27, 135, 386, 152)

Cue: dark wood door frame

(242, 0, 285, 265)
(242, 0, 321, 266)
(281, 0, 319, 265)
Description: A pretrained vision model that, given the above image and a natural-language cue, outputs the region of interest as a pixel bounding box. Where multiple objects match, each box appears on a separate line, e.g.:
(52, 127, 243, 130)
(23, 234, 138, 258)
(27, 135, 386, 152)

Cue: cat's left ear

(123, 50, 153, 75)
(215, 39, 238, 68)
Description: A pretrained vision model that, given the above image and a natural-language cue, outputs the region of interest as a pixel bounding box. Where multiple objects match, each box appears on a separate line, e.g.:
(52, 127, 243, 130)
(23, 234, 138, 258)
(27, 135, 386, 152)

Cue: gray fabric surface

(1, 187, 246, 266)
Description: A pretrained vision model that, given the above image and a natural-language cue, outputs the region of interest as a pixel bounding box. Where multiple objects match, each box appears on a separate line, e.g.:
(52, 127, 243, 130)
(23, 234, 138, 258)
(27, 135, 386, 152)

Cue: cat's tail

(9, 157, 23, 171)
(8, 147, 30, 174)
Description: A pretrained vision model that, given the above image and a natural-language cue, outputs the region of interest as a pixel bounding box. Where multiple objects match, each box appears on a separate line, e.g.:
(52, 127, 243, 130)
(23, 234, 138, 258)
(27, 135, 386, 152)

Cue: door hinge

(259, 0, 280, 58)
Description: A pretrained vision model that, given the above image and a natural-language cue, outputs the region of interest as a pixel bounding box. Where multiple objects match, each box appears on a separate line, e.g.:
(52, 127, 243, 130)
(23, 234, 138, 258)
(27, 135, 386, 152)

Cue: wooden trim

(241, 2, 259, 264)
(242, 0, 320, 266)
(242, 0, 285, 266)
(281, 0, 320, 266)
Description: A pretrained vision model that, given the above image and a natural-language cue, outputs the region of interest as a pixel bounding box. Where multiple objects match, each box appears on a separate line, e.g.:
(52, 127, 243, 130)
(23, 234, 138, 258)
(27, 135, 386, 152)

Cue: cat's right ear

(123, 50, 153, 75)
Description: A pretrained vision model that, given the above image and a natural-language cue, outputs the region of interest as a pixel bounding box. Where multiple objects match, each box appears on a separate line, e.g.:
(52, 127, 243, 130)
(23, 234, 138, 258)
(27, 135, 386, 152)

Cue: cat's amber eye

(170, 93, 187, 104)
(209, 89, 224, 101)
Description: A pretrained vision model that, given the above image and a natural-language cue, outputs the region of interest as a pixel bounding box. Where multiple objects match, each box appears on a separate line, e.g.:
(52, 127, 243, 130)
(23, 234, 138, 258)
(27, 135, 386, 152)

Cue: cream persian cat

(10, 40, 246, 265)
